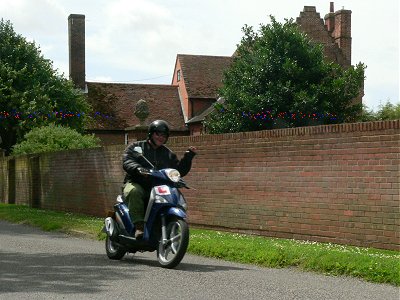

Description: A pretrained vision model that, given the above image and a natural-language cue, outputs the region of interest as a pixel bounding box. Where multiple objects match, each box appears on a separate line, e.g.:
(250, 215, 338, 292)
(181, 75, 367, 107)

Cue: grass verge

(0, 203, 399, 286)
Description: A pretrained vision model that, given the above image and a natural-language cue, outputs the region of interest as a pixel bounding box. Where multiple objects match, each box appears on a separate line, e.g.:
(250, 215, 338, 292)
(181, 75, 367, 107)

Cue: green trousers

(123, 182, 148, 223)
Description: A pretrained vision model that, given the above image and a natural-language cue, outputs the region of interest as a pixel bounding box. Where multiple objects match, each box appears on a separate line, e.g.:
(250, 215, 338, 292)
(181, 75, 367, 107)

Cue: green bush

(11, 124, 100, 155)
(374, 102, 400, 120)
(358, 102, 400, 122)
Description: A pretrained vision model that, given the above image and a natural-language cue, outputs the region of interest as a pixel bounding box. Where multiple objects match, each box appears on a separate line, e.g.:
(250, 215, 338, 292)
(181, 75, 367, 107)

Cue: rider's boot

(134, 222, 144, 239)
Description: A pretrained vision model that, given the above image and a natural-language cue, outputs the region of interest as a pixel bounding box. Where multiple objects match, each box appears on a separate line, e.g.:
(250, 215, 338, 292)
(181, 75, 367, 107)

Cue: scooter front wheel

(157, 218, 189, 269)
(105, 236, 126, 260)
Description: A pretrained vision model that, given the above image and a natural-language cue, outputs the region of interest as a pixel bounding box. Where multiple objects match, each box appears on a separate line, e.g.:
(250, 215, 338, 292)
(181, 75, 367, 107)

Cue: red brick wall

(88, 130, 126, 146)
(181, 121, 399, 251)
(34, 146, 123, 216)
(1, 120, 399, 250)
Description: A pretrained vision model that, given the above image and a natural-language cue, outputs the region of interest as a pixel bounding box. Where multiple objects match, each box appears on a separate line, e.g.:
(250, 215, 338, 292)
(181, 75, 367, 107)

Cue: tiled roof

(178, 54, 233, 98)
(86, 82, 187, 131)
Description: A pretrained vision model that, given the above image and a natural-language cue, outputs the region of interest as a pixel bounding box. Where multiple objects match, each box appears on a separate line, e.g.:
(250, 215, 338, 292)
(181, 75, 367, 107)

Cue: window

(177, 70, 181, 82)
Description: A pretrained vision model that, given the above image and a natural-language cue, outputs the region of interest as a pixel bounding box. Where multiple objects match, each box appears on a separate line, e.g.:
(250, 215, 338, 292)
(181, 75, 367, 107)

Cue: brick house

(171, 54, 233, 135)
(69, 3, 360, 143)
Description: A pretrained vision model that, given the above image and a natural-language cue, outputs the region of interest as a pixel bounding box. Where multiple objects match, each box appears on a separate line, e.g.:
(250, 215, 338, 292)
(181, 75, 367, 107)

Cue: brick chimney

(68, 14, 85, 90)
(333, 7, 352, 66)
(324, 2, 335, 33)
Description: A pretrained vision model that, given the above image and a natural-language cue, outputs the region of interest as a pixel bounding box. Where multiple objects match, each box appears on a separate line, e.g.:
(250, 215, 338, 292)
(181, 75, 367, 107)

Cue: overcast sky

(1, 0, 398, 111)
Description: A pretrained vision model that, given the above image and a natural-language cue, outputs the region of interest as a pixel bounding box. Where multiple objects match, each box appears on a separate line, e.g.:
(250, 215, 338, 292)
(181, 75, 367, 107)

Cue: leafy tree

(0, 19, 91, 154)
(204, 17, 365, 133)
(358, 101, 400, 122)
(11, 124, 100, 156)
(358, 105, 377, 122)
(374, 102, 400, 120)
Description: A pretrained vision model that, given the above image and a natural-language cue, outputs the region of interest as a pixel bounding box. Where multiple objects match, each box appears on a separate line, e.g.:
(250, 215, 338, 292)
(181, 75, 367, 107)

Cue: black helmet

(148, 120, 170, 139)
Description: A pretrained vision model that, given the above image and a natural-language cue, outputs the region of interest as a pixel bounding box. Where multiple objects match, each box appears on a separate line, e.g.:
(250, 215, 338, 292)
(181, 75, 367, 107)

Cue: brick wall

(180, 121, 399, 251)
(88, 130, 126, 146)
(1, 120, 399, 250)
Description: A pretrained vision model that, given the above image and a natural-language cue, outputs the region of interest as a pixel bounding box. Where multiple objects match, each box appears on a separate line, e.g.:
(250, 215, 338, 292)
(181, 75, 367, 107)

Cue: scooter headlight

(165, 169, 181, 182)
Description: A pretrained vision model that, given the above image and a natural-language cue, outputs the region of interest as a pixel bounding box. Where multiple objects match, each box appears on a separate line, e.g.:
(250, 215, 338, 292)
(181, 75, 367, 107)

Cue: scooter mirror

(133, 146, 143, 155)
(133, 145, 155, 169)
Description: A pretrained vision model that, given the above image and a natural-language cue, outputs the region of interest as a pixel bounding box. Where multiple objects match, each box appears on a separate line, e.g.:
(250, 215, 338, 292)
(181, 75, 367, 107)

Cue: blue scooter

(103, 147, 190, 269)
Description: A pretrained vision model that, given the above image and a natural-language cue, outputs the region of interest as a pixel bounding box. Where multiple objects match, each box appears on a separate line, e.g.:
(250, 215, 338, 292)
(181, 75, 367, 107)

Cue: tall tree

(359, 102, 400, 122)
(0, 19, 91, 154)
(204, 17, 365, 133)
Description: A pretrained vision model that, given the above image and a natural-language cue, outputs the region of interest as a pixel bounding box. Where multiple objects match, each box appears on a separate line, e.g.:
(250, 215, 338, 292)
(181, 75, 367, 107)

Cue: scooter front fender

(165, 207, 187, 219)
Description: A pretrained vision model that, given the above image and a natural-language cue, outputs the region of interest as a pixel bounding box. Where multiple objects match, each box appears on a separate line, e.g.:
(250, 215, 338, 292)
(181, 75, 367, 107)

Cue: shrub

(11, 124, 100, 155)
(358, 102, 400, 122)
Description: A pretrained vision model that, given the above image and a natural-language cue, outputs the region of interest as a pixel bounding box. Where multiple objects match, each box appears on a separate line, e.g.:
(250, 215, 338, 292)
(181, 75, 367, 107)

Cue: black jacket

(123, 140, 196, 189)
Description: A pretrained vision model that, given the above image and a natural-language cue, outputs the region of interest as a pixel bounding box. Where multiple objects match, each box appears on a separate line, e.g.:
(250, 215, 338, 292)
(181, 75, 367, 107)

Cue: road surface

(0, 220, 398, 299)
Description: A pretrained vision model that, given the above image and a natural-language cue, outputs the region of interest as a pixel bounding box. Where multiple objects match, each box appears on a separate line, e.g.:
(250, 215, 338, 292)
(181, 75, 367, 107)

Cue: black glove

(187, 146, 197, 154)
(136, 167, 151, 175)
(185, 149, 196, 160)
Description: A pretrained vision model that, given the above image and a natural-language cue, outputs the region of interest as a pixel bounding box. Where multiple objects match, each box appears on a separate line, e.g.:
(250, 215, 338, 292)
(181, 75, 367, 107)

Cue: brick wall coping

(170, 120, 400, 143)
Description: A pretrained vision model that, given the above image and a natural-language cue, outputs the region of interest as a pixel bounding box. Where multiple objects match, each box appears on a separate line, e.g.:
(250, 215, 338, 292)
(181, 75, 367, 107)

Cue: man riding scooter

(122, 120, 197, 239)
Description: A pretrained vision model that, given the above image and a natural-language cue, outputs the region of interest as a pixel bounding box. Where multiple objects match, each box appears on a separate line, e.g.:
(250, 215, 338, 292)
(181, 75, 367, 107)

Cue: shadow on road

(0, 221, 250, 296)
(0, 250, 136, 294)
(1, 250, 249, 295)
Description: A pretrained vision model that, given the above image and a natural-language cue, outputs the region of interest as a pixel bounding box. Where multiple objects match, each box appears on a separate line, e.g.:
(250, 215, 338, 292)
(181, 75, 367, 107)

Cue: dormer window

(177, 70, 181, 82)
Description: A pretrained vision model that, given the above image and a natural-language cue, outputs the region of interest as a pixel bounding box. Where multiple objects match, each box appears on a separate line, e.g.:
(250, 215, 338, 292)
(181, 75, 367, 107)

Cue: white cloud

(1, 0, 398, 109)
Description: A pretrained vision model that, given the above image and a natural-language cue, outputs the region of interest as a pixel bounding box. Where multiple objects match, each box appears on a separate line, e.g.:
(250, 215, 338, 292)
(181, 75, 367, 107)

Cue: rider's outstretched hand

(188, 146, 197, 154)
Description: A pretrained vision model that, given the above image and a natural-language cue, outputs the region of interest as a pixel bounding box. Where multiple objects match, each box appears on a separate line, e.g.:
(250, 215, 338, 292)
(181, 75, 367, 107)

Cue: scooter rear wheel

(157, 218, 189, 269)
(105, 236, 126, 260)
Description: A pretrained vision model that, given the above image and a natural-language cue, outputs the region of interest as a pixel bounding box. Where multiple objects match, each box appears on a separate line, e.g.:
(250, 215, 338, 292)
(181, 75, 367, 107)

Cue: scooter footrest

(118, 235, 155, 251)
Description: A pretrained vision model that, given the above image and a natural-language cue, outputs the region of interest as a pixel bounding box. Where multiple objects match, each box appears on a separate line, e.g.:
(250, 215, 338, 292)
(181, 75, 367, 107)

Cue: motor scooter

(103, 147, 190, 269)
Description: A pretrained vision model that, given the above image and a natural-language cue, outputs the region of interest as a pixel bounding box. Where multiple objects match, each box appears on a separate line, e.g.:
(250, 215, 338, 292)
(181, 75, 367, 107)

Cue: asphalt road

(0, 220, 398, 300)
